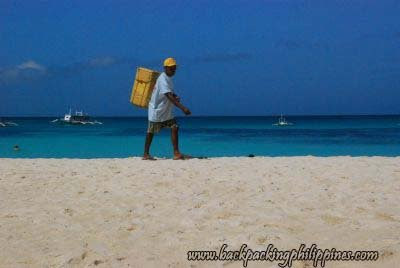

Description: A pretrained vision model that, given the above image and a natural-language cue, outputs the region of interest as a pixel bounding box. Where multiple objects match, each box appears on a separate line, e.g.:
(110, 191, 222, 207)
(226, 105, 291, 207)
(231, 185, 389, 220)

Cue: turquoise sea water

(0, 116, 399, 158)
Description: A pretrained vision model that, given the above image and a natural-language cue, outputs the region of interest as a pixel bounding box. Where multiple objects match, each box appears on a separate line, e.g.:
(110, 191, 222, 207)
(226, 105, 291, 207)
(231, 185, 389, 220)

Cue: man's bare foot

(173, 153, 192, 160)
(142, 154, 156, 160)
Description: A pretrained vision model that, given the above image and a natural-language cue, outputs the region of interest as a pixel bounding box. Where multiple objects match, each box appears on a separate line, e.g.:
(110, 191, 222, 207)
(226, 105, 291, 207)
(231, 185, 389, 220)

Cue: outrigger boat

(51, 109, 102, 125)
(273, 114, 293, 126)
(0, 119, 18, 127)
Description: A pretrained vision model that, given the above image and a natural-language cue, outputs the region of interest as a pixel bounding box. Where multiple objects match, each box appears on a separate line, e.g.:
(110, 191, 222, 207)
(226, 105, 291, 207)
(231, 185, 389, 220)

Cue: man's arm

(172, 93, 180, 102)
(165, 92, 191, 115)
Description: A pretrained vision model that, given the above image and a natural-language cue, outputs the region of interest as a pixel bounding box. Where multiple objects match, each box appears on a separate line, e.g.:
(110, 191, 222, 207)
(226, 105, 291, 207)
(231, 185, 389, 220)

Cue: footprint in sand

(93, 260, 104, 265)
(375, 212, 397, 222)
(66, 251, 87, 265)
(257, 236, 268, 245)
(126, 224, 138, 231)
(355, 206, 367, 213)
(64, 208, 74, 216)
(194, 202, 203, 209)
(321, 214, 345, 225)
(287, 226, 304, 234)
(292, 260, 314, 268)
(216, 211, 238, 220)
(380, 249, 394, 260)
(67, 257, 82, 265)
(155, 181, 170, 187)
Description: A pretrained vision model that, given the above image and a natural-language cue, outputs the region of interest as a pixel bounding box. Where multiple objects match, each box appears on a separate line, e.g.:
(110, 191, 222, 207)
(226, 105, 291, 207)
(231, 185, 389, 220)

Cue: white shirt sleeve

(159, 75, 173, 95)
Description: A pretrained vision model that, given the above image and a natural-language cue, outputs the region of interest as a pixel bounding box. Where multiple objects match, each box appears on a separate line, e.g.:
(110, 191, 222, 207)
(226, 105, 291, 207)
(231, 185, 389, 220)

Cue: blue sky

(0, 0, 399, 116)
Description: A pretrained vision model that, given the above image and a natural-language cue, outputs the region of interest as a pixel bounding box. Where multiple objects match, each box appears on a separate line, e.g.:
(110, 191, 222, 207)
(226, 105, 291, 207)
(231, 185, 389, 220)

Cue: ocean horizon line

(2, 113, 400, 119)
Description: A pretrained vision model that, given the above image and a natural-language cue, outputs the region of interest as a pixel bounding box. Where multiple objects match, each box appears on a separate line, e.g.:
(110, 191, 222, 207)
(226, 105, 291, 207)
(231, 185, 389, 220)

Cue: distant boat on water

(273, 114, 293, 126)
(0, 119, 18, 127)
(51, 109, 102, 125)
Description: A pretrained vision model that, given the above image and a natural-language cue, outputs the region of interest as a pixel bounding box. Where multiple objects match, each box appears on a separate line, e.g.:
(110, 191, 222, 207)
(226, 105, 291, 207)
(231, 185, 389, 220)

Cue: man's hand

(182, 107, 191, 115)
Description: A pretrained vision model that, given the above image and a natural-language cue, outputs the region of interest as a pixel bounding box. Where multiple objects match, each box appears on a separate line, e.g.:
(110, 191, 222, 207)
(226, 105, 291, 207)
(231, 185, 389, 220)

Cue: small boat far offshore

(273, 114, 293, 126)
(51, 109, 102, 125)
(0, 119, 18, 127)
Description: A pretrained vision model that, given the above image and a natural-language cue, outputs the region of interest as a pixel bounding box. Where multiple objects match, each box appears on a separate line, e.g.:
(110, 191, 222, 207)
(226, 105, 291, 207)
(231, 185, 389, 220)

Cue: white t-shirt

(148, 72, 174, 122)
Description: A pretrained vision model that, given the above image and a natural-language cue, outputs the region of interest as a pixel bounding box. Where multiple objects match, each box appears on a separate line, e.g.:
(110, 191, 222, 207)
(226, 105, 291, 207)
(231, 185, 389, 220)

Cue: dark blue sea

(1, 116, 400, 158)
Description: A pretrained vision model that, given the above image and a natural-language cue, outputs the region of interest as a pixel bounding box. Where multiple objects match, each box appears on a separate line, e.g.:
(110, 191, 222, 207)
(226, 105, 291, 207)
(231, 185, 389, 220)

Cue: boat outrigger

(273, 114, 293, 126)
(52, 109, 102, 125)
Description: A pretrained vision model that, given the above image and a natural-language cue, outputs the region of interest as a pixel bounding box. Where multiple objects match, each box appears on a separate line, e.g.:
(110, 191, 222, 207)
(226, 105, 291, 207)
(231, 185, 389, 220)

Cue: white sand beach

(0, 157, 399, 267)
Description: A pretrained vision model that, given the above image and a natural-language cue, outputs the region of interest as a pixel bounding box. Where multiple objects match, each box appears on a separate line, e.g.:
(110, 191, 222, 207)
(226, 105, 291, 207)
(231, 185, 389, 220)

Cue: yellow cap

(163, 57, 177, 67)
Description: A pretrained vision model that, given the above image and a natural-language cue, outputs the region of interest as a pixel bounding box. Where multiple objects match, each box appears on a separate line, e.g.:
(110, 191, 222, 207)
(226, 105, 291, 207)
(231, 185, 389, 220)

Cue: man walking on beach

(143, 57, 191, 160)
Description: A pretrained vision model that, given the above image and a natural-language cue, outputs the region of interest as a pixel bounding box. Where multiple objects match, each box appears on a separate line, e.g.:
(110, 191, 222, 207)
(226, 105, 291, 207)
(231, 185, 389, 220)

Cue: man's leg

(143, 132, 155, 160)
(171, 126, 182, 159)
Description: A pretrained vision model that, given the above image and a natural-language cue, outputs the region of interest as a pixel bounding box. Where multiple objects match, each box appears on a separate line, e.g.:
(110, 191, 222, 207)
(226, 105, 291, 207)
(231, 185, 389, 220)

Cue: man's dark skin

(143, 65, 191, 160)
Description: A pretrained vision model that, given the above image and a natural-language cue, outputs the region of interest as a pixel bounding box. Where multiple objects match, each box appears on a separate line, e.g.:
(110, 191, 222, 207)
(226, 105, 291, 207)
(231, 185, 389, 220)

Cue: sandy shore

(0, 157, 399, 267)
